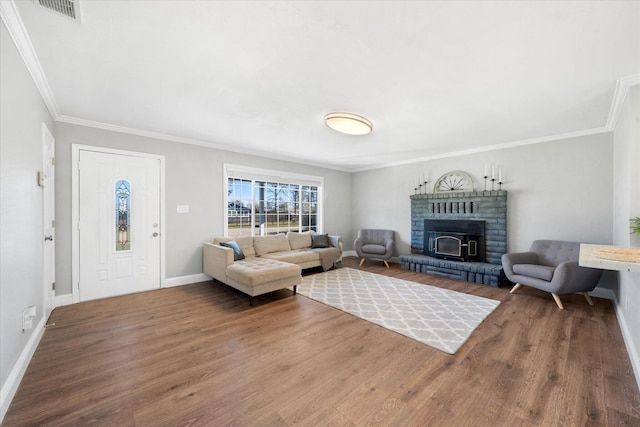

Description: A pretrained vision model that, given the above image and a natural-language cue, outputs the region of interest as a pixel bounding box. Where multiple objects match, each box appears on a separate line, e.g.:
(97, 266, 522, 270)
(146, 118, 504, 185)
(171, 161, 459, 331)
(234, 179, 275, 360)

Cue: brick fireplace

(400, 190, 507, 286)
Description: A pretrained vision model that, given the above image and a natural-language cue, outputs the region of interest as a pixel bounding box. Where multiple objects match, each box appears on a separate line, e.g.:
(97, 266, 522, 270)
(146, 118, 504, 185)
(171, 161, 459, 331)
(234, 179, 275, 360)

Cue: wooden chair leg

(583, 292, 594, 306)
(359, 258, 366, 267)
(249, 295, 255, 307)
(293, 285, 297, 295)
(551, 293, 564, 310)
(510, 283, 523, 294)
(383, 260, 390, 268)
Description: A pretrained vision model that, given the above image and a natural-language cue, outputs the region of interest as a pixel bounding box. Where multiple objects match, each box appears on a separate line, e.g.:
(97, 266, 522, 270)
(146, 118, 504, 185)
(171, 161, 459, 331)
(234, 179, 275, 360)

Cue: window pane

(254, 181, 266, 235)
(300, 185, 318, 232)
(115, 179, 131, 251)
(225, 169, 321, 237)
(228, 178, 252, 238)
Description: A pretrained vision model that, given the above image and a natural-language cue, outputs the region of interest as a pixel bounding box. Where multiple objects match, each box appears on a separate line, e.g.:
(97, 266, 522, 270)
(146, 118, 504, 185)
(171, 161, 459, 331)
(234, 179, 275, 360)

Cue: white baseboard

(163, 273, 211, 288)
(54, 275, 212, 305)
(587, 286, 640, 393)
(55, 293, 73, 307)
(0, 316, 46, 424)
(610, 291, 640, 393)
(343, 250, 357, 258)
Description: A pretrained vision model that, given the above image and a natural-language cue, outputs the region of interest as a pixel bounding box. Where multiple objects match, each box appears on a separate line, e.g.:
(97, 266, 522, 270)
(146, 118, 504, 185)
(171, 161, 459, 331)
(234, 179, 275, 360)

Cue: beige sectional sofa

(203, 232, 342, 305)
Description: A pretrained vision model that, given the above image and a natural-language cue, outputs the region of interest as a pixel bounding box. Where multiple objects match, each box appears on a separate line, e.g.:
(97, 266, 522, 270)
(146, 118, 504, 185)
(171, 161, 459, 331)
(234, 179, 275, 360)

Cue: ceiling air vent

(37, 0, 81, 21)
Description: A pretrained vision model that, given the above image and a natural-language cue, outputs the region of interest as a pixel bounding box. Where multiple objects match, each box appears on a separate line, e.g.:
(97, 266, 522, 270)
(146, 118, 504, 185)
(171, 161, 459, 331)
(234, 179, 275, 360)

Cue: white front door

(78, 149, 161, 301)
(42, 124, 55, 318)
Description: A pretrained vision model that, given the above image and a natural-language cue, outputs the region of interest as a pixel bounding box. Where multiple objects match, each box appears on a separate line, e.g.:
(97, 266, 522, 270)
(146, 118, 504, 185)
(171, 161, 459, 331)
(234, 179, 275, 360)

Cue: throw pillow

(221, 240, 245, 261)
(311, 233, 330, 248)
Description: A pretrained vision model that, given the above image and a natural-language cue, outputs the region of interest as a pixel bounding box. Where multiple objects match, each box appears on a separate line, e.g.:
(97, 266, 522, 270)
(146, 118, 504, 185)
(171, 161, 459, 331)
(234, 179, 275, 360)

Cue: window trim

(223, 164, 324, 237)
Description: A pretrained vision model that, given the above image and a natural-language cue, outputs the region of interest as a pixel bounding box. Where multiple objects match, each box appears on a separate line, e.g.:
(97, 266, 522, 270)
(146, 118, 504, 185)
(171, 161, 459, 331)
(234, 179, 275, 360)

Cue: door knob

(44, 235, 54, 241)
(152, 232, 159, 237)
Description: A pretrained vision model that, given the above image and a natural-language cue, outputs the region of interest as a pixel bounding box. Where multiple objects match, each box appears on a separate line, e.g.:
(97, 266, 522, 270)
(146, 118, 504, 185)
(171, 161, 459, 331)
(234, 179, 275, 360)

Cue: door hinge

(51, 157, 56, 166)
(52, 282, 55, 291)
(52, 219, 55, 228)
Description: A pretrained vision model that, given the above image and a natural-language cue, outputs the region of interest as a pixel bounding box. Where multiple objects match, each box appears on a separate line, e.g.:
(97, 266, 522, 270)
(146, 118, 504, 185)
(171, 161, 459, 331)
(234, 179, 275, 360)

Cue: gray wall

(0, 22, 53, 400)
(351, 133, 614, 258)
(53, 122, 353, 295)
(612, 85, 640, 383)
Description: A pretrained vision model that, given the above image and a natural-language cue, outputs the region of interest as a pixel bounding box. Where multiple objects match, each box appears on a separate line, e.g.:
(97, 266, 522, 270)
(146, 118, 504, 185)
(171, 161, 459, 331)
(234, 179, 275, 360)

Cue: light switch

(23, 306, 36, 331)
(177, 205, 189, 214)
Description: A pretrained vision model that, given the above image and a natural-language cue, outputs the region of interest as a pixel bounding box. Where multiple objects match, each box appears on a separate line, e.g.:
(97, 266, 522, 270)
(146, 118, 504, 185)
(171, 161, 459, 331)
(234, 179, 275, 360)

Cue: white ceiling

(7, 0, 640, 171)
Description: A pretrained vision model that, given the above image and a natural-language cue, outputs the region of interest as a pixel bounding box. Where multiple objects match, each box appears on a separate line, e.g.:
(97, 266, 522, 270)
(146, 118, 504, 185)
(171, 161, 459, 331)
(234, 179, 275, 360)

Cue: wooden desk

(579, 244, 640, 273)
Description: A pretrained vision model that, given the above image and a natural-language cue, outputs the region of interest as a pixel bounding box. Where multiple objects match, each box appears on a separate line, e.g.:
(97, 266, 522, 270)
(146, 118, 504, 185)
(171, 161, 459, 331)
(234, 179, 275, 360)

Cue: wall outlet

(22, 306, 36, 331)
(176, 205, 189, 214)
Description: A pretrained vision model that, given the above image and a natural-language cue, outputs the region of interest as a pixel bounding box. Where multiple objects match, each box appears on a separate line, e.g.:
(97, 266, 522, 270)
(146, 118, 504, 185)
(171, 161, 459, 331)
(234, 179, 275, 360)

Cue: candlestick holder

(418, 184, 423, 194)
(491, 178, 496, 191)
(483, 175, 488, 191)
(498, 181, 503, 190)
(423, 181, 429, 194)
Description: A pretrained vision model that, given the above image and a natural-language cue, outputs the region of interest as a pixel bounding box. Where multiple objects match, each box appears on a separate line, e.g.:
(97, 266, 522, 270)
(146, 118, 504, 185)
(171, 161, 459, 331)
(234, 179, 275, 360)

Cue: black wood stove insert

(424, 219, 486, 262)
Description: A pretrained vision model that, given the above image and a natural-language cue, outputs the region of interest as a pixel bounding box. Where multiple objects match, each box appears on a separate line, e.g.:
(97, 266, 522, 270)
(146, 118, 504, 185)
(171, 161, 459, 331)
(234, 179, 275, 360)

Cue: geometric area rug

(298, 268, 500, 354)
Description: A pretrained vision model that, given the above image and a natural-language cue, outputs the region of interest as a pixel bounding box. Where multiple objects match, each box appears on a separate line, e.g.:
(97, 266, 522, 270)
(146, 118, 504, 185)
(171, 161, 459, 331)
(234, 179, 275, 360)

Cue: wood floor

(3, 257, 640, 426)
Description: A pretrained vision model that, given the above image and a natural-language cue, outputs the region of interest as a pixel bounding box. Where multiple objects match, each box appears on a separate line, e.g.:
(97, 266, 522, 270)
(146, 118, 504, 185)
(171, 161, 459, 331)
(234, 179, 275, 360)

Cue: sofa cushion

(234, 236, 256, 257)
(214, 236, 255, 257)
(513, 264, 555, 281)
(261, 250, 318, 264)
(287, 231, 313, 250)
(530, 240, 579, 267)
(253, 234, 291, 256)
(362, 243, 387, 255)
(220, 240, 245, 261)
(226, 258, 301, 287)
(311, 233, 330, 248)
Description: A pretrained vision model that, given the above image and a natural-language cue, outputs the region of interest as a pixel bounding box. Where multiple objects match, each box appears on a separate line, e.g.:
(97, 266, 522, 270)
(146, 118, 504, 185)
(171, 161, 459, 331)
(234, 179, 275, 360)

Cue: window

(225, 165, 323, 238)
(115, 179, 131, 251)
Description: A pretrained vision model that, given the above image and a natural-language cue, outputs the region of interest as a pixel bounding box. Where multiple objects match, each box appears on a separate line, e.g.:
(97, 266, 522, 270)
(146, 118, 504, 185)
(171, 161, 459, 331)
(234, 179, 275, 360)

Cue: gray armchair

(501, 240, 603, 309)
(355, 229, 395, 268)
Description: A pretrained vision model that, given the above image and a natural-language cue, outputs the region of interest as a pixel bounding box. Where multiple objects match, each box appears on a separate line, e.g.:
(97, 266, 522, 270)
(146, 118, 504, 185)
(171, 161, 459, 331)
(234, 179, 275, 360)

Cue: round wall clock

(433, 171, 474, 192)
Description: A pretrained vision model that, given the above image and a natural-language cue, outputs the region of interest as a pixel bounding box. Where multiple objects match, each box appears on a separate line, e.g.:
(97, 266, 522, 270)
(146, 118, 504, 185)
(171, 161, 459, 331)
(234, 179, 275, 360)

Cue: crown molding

(606, 74, 640, 131)
(352, 126, 612, 172)
(0, 0, 60, 118)
(56, 115, 354, 173)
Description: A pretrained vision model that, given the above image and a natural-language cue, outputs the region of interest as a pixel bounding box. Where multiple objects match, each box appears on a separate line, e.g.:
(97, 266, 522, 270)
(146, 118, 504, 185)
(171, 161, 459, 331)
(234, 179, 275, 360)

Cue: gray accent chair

(355, 229, 395, 268)
(501, 240, 603, 309)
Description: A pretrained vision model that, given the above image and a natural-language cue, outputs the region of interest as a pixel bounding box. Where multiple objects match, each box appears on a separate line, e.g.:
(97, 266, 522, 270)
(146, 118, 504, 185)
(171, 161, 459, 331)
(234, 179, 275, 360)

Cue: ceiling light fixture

(324, 112, 373, 135)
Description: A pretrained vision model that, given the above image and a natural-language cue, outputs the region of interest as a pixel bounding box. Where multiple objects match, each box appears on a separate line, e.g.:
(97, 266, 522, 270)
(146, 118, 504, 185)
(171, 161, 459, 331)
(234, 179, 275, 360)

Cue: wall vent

(37, 0, 81, 22)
